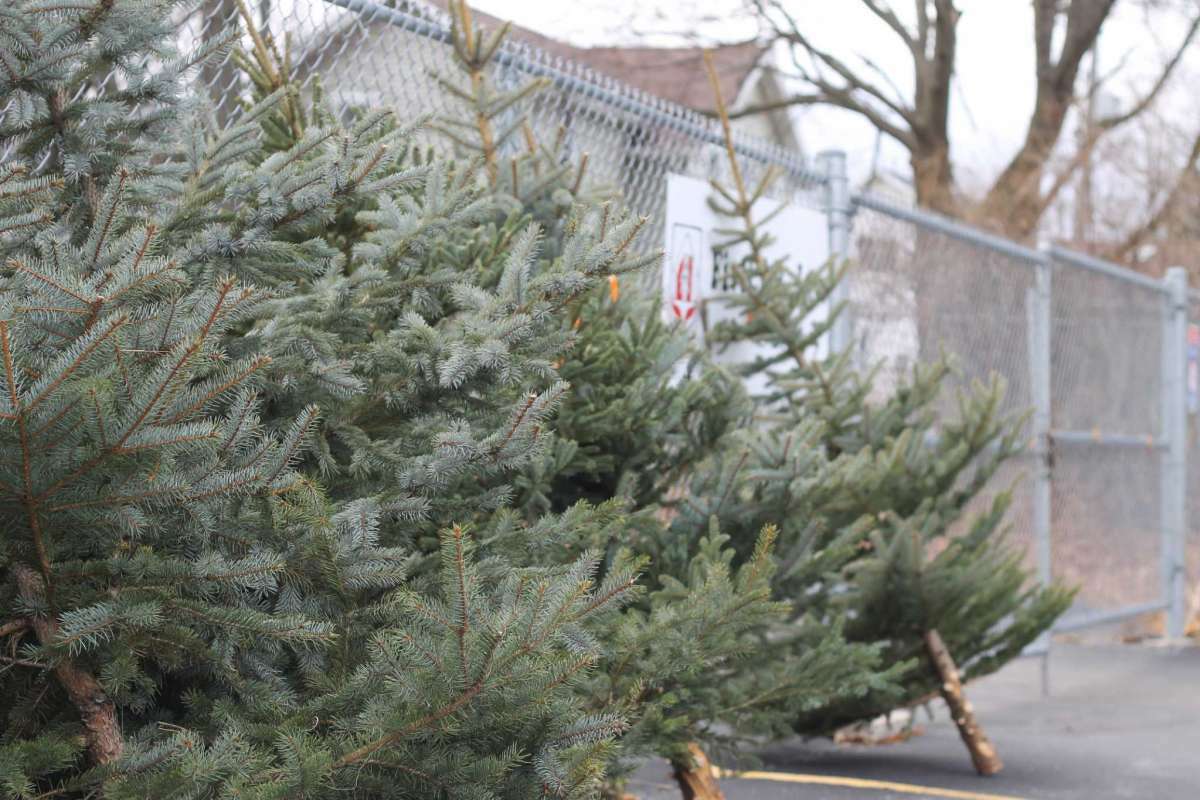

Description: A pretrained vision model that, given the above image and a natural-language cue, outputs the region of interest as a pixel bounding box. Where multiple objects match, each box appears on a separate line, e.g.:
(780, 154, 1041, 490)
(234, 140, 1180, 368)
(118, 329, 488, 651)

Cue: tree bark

(672, 742, 726, 800)
(977, 0, 1117, 239)
(923, 628, 1002, 776)
(911, 139, 955, 216)
(13, 565, 124, 766)
(976, 93, 1070, 239)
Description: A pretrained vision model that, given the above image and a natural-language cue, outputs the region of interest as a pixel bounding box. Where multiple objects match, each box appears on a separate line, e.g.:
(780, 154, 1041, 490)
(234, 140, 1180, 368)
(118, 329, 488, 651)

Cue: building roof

(555, 42, 767, 112)
(418, 1, 767, 112)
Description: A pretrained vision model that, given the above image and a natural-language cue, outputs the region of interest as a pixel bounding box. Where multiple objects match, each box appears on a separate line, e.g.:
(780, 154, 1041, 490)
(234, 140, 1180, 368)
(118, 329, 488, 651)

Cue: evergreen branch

(46, 484, 181, 512)
(713, 449, 750, 519)
(27, 3, 101, 13)
(0, 653, 48, 669)
(116, 279, 239, 447)
(0, 619, 28, 638)
(25, 318, 75, 342)
(27, 314, 127, 412)
(501, 580, 592, 671)
(126, 224, 156, 276)
(540, 653, 596, 696)
(165, 355, 270, 424)
(14, 305, 90, 315)
(30, 396, 77, 437)
(264, 405, 319, 482)
(154, 598, 331, 643)
(450, 525, 471, 686)
(112, 340, 132, 401)
(357, 760, 445, 791)
(38, 418, 83, 458)
(0, 211, 52, 237)
(3, 321, 56, 594)
(216, 392, 258, 454)
(113, 429, 216, 454)
(181, 472, 265, 504)
(13, 564, 123, 766)
(571, 573, 638, 622)
(95, 229, 162, 303)
(8, 259, 91, 306)
(88, 168, 128, 270)
(0, 324, 13, 421)
(328, 678, 487, 770)
(89, 388, 107, 447)
(398, 630, 445, 672)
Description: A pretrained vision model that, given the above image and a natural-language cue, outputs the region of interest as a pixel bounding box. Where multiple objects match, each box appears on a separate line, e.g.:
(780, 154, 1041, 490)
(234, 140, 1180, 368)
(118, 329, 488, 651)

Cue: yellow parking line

(715, 768, 1030, 800)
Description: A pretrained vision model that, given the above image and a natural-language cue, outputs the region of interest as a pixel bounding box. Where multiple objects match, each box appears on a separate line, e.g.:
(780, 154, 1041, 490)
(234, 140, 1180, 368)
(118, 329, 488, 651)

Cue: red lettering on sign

(673, 254, 695, 321)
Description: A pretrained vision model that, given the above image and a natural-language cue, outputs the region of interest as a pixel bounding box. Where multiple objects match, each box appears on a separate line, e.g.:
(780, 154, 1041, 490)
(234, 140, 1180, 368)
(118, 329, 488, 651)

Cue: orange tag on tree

(608, 274, 620, 302)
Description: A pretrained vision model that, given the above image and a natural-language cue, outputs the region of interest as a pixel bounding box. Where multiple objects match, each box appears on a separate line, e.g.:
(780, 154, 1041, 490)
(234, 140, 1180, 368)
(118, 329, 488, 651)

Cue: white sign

(662, 173, 832, 388)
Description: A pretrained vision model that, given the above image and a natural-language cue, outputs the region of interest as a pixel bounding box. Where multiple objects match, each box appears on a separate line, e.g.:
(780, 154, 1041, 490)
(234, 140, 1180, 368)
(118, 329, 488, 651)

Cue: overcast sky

(468, 1, 1200, 193)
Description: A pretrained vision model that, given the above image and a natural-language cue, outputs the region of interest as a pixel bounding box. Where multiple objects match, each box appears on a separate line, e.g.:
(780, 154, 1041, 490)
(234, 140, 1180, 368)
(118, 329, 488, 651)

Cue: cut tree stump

(672, 741, 726, 800)
(923, 628, 1003, 776)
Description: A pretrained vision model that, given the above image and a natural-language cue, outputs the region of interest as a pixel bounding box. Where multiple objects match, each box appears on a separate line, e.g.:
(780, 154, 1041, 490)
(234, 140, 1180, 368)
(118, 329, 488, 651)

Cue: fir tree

(421, 7, 897, 797)
(0, 2, 650, 797)
(692, 59, 1073, 773)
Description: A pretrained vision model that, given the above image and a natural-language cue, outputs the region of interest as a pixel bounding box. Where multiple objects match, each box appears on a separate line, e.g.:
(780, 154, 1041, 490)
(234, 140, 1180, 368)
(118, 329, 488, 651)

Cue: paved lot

(628, 642, 1200, 799)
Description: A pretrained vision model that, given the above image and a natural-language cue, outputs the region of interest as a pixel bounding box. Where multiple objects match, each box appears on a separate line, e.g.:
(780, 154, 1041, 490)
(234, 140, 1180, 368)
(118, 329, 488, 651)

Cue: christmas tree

(228, 1, 827, 795)
(0, 2, 657, 796)
(416, 7, 900, 797)
(692, 59, 1073, 774)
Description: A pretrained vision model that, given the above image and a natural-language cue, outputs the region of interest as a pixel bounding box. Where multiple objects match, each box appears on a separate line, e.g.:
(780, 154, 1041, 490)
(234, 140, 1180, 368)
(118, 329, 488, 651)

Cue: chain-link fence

(1047, 251, 1173, 625)
(184, 0, 826, 243)
(845, 192, 1192, 641)
(171, 0, 1200, 644)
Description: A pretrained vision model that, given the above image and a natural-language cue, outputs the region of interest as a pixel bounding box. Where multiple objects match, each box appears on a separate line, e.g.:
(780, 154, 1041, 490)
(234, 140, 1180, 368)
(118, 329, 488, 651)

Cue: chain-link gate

(841, 191, 1192, 648)
(103, 0, 1200, 651)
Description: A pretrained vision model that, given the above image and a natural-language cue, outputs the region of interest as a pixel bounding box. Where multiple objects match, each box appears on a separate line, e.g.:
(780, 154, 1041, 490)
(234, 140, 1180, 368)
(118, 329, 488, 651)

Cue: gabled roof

(416, 1, 768, 112)
(555, 42, 768, 113)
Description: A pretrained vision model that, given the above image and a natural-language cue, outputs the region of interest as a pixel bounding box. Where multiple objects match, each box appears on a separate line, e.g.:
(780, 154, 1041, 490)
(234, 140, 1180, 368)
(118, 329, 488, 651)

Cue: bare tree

(743, 1, 1200, 241)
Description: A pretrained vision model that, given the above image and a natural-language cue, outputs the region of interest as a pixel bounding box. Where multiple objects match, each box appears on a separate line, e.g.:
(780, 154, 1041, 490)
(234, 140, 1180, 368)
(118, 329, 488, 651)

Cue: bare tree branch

(1097, 10, 1200, 131)
(741, 0, 1187, 236)
(1109, 127, 1200, 260)
(916, 0, 930, 55)
(755, 0, 918, 144)
(860, 52, 913, 110)
(1037, 134, 1105, 218)
(1054, 0, 1120, 90)
(860, 0, 918, 55)
(721, 91, 824, 119)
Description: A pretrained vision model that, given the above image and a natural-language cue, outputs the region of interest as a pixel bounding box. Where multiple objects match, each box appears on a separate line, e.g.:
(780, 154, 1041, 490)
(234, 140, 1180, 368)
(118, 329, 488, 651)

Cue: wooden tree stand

(672, 742, 726, 800)
(923, 628, 1003, 776)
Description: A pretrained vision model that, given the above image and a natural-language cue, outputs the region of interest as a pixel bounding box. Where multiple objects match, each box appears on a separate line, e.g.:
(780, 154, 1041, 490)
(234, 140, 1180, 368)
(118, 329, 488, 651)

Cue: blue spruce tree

(0, 2, 647, 796)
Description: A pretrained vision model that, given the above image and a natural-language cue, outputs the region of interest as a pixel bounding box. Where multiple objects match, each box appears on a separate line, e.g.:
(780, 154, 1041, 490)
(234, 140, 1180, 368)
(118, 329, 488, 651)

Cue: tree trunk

(13, 565, 124, 766)
(672, 742, 726, 800)
(911, 140, 956, 217)
(977, 94, 1070, 240)
(923, 628, 1003, 776)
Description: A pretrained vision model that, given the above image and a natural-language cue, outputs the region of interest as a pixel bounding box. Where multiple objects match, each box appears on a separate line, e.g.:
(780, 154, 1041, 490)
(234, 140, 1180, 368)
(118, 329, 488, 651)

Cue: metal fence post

(1162, 267, 1189, 639)
(1028, 249, 1054, 693)
(818, 150, 852, 356)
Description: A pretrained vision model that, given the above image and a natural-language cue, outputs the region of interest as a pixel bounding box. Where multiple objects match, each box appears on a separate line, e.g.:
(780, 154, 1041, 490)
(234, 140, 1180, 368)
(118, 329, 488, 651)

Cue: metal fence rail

(66, 1, 1200, 651)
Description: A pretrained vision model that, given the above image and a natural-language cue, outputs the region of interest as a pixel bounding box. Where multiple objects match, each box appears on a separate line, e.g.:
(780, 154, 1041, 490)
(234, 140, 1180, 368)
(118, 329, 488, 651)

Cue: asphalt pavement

(627, 641, 1200, 799)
